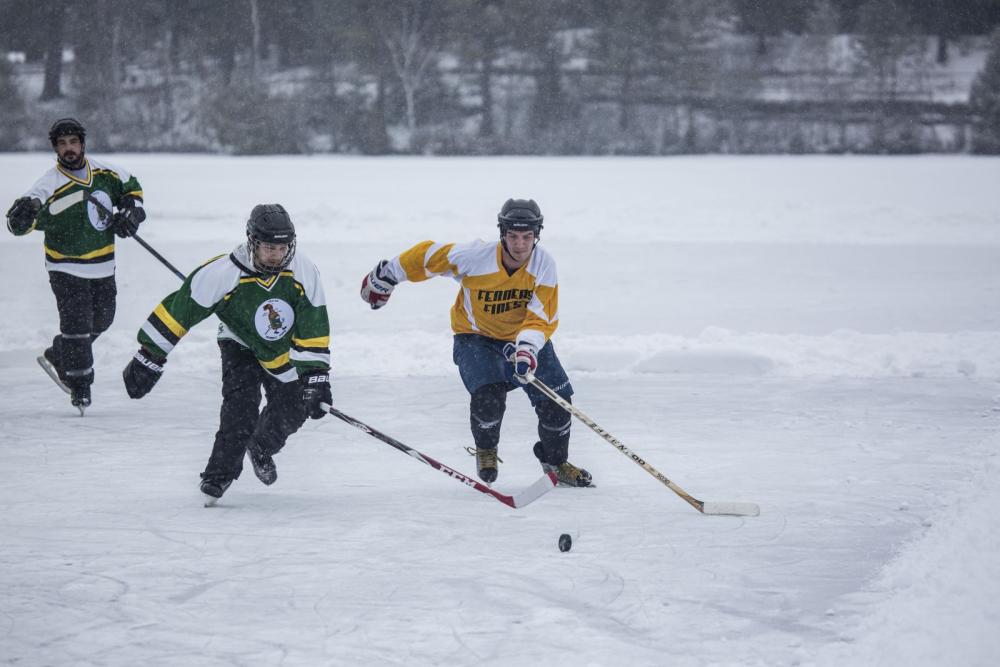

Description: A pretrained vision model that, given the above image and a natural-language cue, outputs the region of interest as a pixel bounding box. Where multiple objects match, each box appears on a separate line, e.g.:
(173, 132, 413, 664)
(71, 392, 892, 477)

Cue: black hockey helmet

(49, 118, 86, 147)
(497, 198, 544, 237)
(246, 203, 296, 273)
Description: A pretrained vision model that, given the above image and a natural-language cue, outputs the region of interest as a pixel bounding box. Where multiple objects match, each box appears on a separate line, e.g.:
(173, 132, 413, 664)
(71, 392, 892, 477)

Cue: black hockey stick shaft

(319, 402, 555, 509)
(82, 191, 186, 281)
(131, 234, 186, 281)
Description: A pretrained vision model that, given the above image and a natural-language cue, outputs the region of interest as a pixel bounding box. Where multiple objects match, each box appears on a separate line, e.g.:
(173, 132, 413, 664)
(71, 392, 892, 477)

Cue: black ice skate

(541, 460, 593, 488)
(69, 383, 91, 417)
(247, 440, 277, 485)
(36, 348, 71, 395)
(200, 477, 233, 507)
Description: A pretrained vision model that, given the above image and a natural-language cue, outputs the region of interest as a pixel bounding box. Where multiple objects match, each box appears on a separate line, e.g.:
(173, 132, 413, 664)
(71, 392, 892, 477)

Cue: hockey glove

(123, 348, 166, 398)
(511, 342, 538, 384)
(360, 260, 397, 310)
(302, 370, 332, 419)
(111, 197, 146, 238)
(6, 197, 41, 235)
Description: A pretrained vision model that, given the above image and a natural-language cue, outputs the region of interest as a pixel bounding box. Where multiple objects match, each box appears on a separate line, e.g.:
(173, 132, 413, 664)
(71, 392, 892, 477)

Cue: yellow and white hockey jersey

(384, 239, 559, 351)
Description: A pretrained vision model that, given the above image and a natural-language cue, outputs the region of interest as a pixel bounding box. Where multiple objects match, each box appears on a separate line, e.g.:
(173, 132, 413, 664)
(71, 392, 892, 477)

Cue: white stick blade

(701, 502, 760, 517)
(510, 472, 559, 508)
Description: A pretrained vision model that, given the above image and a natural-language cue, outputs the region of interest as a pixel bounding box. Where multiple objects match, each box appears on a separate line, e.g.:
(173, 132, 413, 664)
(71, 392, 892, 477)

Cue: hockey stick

(320, 402, 558, 509)
(82, 191, 186, 280)
(527, 376, 760, 517)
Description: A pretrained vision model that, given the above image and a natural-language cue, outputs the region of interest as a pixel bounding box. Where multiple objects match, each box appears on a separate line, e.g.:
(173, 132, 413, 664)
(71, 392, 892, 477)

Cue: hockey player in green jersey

(360, 198, 592, 488)
(122, 204, 332, 504)
(5, 118, 146, 414)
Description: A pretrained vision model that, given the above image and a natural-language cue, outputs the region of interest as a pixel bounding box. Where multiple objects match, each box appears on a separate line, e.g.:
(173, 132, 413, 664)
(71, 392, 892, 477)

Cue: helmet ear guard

(246, 204, 297, 274)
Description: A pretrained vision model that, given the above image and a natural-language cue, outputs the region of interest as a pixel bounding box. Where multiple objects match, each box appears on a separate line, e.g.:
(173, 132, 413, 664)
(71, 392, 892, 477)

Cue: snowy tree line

(2, 0, 1000, 154)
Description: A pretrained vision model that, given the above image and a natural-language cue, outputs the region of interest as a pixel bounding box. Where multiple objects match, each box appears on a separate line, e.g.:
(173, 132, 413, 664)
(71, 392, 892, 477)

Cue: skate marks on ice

(2, 358, 998, 664)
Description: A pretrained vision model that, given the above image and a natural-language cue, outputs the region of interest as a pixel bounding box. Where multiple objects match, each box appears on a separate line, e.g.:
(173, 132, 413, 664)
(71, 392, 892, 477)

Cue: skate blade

(556, 480, 596, 488)
(203, 494, 221, 507)
(37, 355, 71, 395)
(72, 397, 90, 417)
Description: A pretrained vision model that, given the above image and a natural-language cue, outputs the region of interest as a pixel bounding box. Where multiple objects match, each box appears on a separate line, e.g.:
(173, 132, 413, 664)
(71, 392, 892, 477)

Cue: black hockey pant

(202, 340, 308, 482)
(48, 271, 117, 389)
(470, 382, 573, 466)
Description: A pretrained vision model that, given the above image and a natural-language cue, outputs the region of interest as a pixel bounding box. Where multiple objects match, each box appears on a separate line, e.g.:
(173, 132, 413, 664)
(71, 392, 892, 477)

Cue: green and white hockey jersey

(17, 156, 144, 278)
(138, 245, 331, 383)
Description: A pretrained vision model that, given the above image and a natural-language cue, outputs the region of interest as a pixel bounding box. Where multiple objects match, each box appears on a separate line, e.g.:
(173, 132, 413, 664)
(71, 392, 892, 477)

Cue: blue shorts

(452, 334, 573, 405)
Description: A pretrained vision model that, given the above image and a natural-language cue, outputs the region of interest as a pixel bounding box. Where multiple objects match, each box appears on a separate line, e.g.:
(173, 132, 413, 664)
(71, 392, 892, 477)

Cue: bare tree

(854, 0, 927, 101)
(40, 1, 68, 100)
(373, 0, 444, 148)
(249, 0, 261, 78)
(970, 28, 1000, 153)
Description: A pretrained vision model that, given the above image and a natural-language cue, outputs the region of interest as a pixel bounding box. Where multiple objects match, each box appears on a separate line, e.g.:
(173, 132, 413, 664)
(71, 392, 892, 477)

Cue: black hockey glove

(111, 197, 146, 238)
(123, 348, 166, 399)
(302, 370, 332, 419)
(6, 197, 41, 235)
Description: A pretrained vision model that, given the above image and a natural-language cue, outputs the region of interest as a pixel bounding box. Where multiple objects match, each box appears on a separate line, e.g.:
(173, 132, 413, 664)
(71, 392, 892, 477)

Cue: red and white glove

(512, 342, 538, 383)
(360, 260, 397, 310)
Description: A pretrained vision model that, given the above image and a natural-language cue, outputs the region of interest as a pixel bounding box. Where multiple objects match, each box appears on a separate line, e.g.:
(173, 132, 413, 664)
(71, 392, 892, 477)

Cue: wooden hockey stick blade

(527, 376, 760, 517)
(700, 501, 761, 517)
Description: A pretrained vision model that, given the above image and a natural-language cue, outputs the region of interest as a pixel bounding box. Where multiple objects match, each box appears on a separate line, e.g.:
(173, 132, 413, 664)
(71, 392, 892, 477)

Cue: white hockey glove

(360, 260, 397, 310)
(511, 342, 538, 383)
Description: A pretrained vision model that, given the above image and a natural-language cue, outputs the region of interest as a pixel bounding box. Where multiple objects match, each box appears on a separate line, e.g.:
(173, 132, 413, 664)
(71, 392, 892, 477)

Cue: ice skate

(475, 446, 499, 484)
(541, 460, 593, 488)
(200, 477, 233, 507)
(247, 440, 277, 485)
(69, 383, 91, 417)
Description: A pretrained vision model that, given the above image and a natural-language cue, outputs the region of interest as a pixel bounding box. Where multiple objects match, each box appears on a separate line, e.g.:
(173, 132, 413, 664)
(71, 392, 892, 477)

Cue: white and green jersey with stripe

(19, 156, 144, 278)
(138, 245, 331, 383)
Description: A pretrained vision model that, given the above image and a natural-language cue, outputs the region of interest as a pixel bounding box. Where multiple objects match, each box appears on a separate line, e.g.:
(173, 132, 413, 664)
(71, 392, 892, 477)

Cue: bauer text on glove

(123, 348, 166, 398)
(302, 370, 332, 419)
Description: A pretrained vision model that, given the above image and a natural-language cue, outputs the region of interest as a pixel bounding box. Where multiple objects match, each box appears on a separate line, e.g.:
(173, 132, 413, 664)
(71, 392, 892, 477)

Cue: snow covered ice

(1, 154, 998, 666)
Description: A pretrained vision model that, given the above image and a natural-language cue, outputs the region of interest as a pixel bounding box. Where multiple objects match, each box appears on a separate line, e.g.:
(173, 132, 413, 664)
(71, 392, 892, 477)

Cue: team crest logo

(254, 298, 294, 341)
(86, 190, 114, 231)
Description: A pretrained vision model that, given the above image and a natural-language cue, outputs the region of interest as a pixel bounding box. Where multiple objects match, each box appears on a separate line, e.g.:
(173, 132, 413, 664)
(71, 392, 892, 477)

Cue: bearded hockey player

(360, 198, 591, 487)
(122, 204, 332, 504)
(5, 118, 146, 414)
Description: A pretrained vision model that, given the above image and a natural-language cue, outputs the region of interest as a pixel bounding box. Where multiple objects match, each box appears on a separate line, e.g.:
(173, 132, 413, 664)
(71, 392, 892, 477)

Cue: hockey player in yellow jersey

(360, 198, 592, 487)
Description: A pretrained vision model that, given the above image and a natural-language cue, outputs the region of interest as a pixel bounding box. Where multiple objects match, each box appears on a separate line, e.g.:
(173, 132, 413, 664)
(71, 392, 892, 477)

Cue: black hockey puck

(558, 533, 572, 552)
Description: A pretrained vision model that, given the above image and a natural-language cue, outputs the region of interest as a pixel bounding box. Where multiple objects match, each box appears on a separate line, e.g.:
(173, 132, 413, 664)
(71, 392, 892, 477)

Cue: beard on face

(61, 152, 83, 169)
(57, 145, 85, 170)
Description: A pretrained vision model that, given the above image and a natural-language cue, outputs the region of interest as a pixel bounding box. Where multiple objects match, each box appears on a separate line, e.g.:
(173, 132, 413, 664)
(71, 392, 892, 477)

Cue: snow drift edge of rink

(3, 326, 997, 380)
(817, 456, 1000, 667)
